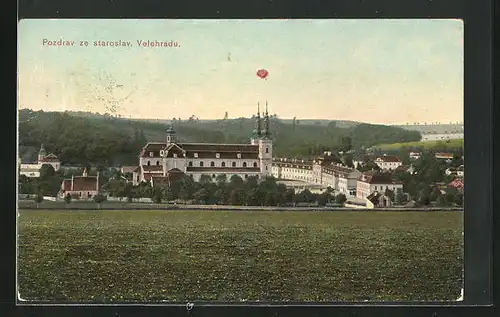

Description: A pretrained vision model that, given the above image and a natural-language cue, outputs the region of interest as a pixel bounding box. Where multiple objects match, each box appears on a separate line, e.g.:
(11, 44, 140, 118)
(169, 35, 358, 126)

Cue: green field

(17, 210, 463, 302)
(373, 138, 464, 151)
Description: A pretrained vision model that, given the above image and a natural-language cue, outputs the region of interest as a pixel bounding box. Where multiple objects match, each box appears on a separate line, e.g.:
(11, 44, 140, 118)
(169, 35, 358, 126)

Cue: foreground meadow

(17, 210, 463, 302)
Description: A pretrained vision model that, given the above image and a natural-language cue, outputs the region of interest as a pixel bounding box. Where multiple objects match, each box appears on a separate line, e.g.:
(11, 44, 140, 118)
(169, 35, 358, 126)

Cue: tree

(163, 186, 175, 202)
(264, 192, 278, 206)
(64, 193, 72, 205)
(454, 192, 463, 206)
(284, 188, 295, 205)
(342, 154, 354, 168)
(317, 191, 331, 206)
(384, 188, 395, 202)
(229, 174, 244, 188)
(436, 194, 447, 207)
(93, 194, 106, 209)
(335, 193, 347, 206)
(230, 188, 245, 205)
(199, 174, 212, 185)
(394, 188, 405, 205)
(34, 194, 44, 208)
(152, 187, 163, 204)
(429, 187, 442, 202)
(358, 161, 380, 172)
(39, 164, 56, 180)
(216, 174, 227, 186)
(194, 188, 209, 204)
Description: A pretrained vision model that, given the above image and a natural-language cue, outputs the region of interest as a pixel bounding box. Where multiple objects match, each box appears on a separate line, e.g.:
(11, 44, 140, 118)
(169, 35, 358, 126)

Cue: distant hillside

(395, 124, 464, 135)
(18, 109, 421, 165)
(372, 138, 464, 151)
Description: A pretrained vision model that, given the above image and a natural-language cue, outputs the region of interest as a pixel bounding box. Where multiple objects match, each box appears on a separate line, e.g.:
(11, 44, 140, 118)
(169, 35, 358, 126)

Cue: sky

(18, 19, 463, 124)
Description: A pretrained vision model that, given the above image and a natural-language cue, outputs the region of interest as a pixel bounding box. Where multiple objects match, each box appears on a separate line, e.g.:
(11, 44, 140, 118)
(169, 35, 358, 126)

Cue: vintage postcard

(17, 19, 464, 303)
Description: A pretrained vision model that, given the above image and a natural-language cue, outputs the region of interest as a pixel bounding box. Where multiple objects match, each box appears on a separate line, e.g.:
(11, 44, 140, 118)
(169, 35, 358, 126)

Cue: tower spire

(255, 102, 262, 137)
(263, 101, 270, 138)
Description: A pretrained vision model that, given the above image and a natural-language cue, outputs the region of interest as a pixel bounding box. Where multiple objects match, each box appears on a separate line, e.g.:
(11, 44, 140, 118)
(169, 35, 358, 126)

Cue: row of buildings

(18, 104, 462, 206)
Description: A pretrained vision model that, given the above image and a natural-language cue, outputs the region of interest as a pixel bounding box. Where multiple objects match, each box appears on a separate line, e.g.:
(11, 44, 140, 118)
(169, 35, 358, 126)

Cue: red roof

(449, 178, 464, 189)
(435, 153, 454, 159)
(39, 153, 60, 162)
(62, 179, 72, 191)
(72, 176, 98, 191)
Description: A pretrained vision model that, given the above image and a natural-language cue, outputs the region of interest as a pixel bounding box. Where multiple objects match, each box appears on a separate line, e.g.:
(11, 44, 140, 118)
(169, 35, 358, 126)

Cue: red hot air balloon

(256, 69, 269, 80)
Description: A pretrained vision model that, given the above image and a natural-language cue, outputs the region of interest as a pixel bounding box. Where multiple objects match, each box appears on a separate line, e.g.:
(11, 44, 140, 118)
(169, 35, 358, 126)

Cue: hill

(371, 138, 464, 151)
(395, 124, 464, 135)
(18, 109, 422, 166)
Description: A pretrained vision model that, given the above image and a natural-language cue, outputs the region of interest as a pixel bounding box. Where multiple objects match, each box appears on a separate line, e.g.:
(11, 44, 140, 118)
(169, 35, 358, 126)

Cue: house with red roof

(59, 168, 100, 199)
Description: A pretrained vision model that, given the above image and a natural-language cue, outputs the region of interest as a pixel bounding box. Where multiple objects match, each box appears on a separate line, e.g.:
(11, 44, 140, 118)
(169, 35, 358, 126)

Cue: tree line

(102, 174, 348, 207)
(19, 109, 422, 166)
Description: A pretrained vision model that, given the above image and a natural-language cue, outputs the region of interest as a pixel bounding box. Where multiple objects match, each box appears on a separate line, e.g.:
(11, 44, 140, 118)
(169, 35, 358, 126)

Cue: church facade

(132, 103, 273, 186)
(19, 144, 61, 178)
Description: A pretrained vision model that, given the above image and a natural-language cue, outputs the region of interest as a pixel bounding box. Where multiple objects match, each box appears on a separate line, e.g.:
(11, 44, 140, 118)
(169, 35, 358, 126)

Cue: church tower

(166, 125, 177, 145)
(38, 143, 46, 163)
(258, 101, 273, 178)
(250, 103, 262, 145)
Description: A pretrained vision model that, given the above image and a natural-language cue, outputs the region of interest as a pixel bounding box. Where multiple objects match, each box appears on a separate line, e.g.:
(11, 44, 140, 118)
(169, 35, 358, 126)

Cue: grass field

(372, 138, 464, 151)
(17, 210, 463, 302)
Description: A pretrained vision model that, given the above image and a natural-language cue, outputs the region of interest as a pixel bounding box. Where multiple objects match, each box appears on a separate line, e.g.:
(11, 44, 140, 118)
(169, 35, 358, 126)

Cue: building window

(232, 162, 236, 167)
(253, 162, 258, 168)
(375, 186, 377, 190)
(194, 153, 198, 158)
(221, 162, 226, 167)
(245, 174, 248, 178)
(173, 153, 178, 158)
(160, 150, 165, 156)
(243, 162, 247, 167)
(188, 161, 193, 167)
(147, 161, 151, 166)
(266, 166, 268, 171)
(211, 161, 215, 167)
(212, 174, 216, 178)
(156, 161, 159, 165)
(150, 152, 154, 157)
(200, 162, 204, 167)
(216, 153, 220, 158)
(266, 147, 269, 153)
(237, 153, 242, 159)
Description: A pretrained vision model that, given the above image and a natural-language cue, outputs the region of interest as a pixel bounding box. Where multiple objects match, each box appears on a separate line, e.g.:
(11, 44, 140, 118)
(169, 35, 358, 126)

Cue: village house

(445, 165, 464, 177)
(356, 171, 403, 200)
(19, 144, 61, 178)
(366, 191, 394, 208)
(435, 152, 454, 161)
(59, 168, 99, 199)
(373, 155, 403, 171)
(409, 152, 421, 160)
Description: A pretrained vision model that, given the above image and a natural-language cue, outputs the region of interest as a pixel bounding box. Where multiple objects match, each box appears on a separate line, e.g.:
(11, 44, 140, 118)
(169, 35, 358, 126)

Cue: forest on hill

(18, 109, 421, 166)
